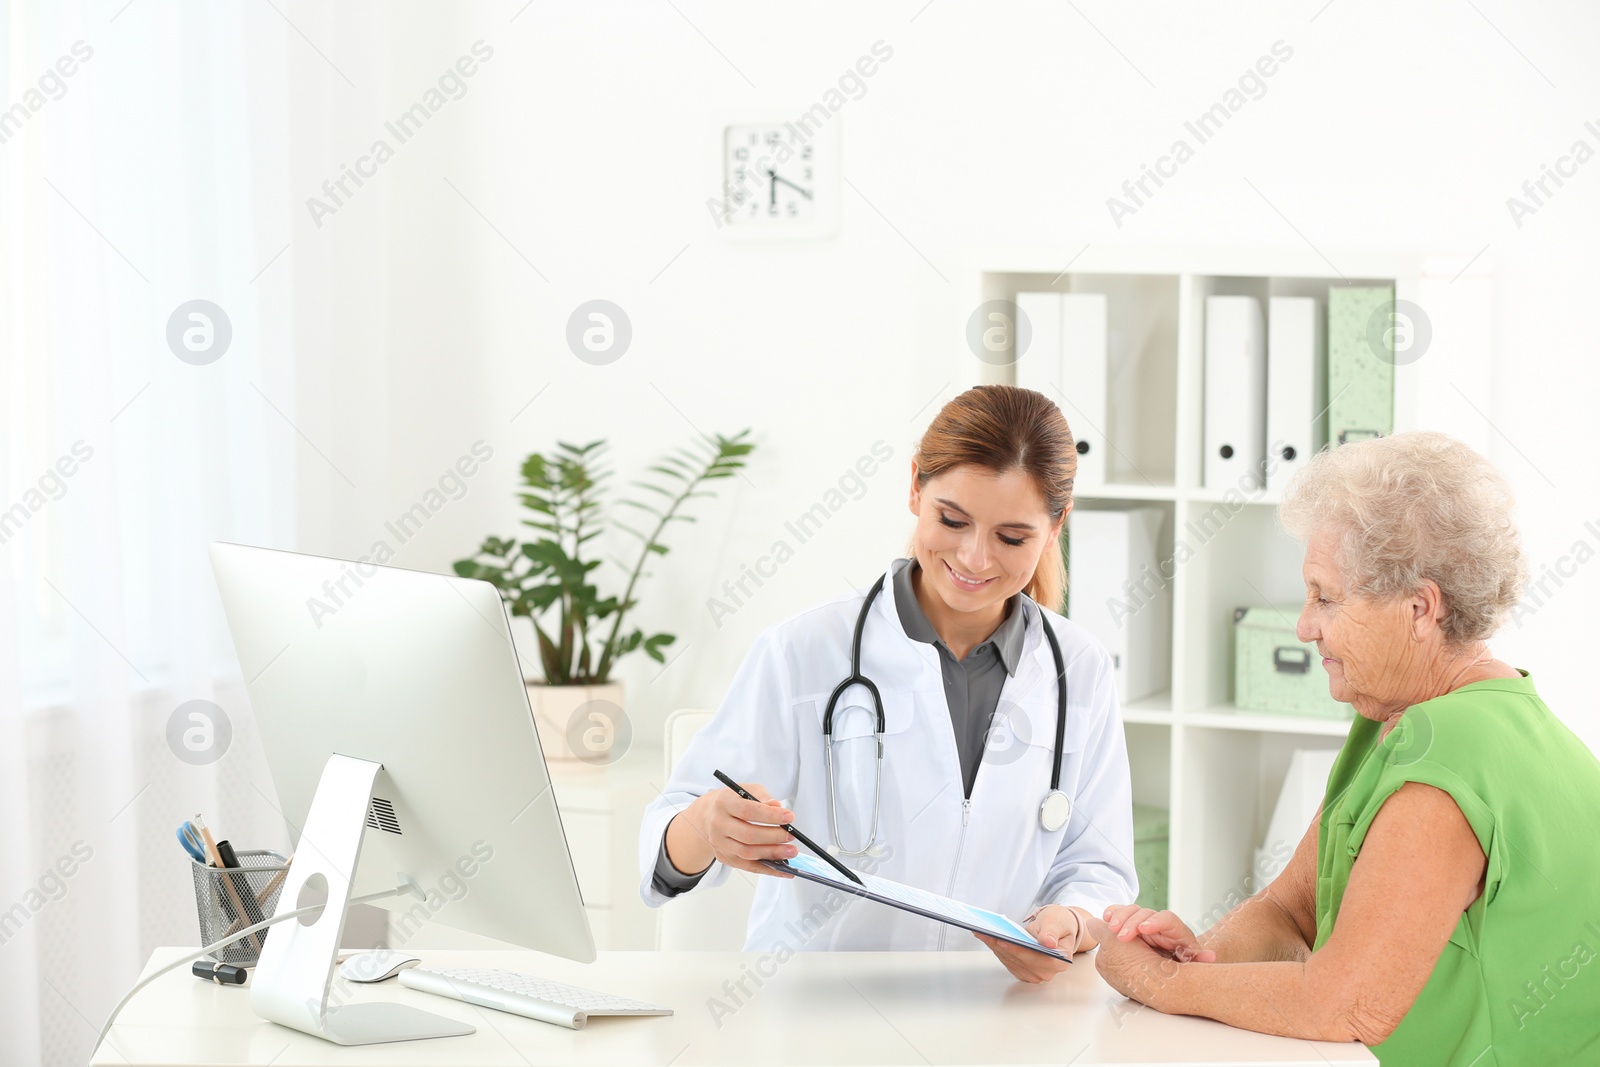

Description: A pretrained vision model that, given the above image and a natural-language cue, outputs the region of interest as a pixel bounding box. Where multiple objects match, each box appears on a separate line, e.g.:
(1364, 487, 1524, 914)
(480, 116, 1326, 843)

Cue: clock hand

(772, 174, 814, 199)
(767, 168, 776, 208)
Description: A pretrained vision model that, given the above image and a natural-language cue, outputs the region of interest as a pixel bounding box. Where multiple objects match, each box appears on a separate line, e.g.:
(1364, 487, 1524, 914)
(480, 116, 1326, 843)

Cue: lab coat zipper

(936, 798, 972, 950)
(934, 633, 1033, 951)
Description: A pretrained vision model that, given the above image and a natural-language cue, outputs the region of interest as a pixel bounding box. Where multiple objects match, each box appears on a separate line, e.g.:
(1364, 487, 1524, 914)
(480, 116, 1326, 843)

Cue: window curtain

(0, 3, 302, 1062)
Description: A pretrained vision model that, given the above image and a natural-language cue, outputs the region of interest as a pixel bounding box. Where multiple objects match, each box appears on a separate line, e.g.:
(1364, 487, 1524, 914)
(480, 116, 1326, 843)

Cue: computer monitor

(209, 542, 594, 1045)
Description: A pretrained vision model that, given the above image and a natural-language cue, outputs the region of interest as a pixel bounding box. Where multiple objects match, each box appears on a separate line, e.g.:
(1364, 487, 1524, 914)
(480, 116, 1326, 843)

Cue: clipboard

(761, 854, 1071, 963)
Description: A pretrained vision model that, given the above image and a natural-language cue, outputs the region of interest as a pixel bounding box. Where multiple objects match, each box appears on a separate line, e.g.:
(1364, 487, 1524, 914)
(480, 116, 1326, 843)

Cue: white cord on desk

(91, 884, 418, 1060)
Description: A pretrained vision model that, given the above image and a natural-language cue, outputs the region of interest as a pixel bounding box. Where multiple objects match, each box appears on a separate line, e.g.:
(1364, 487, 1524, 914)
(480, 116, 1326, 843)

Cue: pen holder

(189, 850, 291, 965)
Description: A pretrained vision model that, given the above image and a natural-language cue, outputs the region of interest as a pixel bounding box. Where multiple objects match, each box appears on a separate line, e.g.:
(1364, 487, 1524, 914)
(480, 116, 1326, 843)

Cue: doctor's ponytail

(904, 385, 1074, 613)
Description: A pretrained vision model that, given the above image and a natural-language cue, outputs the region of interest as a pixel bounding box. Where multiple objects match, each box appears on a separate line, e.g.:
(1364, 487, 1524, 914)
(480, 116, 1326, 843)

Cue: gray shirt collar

(889, 556, 1028, 675)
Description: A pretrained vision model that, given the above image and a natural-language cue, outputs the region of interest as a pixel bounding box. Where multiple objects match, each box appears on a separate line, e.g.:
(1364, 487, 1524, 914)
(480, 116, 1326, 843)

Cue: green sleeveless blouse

(1315, 672, 1600, 1065)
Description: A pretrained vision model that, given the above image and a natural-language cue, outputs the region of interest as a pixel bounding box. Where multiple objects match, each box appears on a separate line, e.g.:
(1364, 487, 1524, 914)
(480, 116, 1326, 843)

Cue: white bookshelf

(962, 246, 1490, 925)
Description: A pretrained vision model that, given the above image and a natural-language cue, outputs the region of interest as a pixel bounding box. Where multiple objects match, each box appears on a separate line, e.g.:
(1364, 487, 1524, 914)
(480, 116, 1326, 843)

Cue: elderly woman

(1089, 432, 1600, 1065)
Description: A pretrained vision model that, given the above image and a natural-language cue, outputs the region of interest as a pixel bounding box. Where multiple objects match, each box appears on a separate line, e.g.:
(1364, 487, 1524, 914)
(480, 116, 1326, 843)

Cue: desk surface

(96, 948, 1375, 1066)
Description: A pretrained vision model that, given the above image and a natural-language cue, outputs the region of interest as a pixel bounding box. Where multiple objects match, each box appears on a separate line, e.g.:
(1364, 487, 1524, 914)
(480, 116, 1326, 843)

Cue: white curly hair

(1277, 431, 1528, 644)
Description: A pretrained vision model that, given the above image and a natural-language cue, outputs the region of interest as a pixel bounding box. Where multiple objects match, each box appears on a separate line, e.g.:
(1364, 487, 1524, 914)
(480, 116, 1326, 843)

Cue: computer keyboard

(396, 965, 673, 1030)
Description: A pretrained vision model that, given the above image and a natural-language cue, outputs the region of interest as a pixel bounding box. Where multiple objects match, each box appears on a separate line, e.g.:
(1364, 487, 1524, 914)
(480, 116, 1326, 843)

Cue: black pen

(712, 769, 864, 886)
(216, 840, 267, 928)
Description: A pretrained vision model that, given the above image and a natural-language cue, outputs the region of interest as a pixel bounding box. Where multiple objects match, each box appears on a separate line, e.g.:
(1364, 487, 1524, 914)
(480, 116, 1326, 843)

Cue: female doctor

(637, 385, 1137, 983)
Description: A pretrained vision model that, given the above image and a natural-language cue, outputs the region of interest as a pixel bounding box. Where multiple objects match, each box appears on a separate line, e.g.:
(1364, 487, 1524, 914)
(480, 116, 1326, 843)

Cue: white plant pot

(525, 682, 625, 763)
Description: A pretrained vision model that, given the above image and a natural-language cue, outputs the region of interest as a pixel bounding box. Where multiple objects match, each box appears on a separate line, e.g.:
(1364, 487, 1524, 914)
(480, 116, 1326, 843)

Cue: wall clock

(710, 114, 839, 240)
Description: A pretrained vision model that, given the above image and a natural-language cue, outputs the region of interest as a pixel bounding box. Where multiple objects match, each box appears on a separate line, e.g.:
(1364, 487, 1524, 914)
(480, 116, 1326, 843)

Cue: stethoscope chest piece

(1039, 789, 1072, 832)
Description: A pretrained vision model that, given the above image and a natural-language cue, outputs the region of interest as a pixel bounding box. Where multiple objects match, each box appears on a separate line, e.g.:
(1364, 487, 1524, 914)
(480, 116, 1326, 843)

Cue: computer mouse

(337, 949, 423, 983)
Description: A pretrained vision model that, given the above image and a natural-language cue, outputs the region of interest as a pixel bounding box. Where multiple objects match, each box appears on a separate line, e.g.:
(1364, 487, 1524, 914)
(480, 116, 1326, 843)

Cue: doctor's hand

(975, 905, 1090, 984)
(1099, 904, 1216, 963)
(665, 782, 800, 879)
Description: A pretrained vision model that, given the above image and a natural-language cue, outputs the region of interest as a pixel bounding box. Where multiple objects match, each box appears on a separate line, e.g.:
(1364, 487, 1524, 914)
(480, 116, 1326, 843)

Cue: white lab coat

(638, 560, 1138, 953)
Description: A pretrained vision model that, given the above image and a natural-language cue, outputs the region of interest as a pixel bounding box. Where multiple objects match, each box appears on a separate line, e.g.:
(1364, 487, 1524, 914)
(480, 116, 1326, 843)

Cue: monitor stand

(249, 753, 475, 1045)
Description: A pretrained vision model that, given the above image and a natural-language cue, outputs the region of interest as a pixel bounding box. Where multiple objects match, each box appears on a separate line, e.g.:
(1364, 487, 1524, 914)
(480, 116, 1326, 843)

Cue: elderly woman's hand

(1101, 904, 1217, 962)
(1088, 915, 1184, 1010)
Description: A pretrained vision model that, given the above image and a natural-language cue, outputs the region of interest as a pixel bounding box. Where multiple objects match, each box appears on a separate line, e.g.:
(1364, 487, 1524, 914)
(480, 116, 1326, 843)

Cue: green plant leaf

(643, 632, 676, 663)
(527, 586, 563, 612)
(521, 455, 552, 487)
(535, 626, 560, 684)
(521, 541, 567, 566)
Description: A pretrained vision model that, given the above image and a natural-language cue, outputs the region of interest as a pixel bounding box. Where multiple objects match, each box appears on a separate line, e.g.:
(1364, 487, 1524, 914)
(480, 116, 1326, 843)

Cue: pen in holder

(189, 850, 291, 965)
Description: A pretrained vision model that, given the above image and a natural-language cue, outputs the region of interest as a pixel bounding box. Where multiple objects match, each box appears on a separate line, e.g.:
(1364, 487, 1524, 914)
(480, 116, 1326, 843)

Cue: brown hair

(904, 385, 1076, 611)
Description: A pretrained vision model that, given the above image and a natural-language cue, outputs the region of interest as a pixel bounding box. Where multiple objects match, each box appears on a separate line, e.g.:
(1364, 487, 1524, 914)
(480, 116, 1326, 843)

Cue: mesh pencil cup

(189, 849, 291, 965)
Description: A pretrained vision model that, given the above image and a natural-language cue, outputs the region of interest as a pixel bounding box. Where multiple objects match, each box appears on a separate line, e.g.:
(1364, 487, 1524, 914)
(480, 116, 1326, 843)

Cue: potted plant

(454, 432, 752, 760)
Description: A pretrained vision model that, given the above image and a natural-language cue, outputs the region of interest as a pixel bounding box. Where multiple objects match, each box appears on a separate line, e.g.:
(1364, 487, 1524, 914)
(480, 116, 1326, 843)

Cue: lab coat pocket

(813, 689, 916, 856)
(983, 694, 1082, 796)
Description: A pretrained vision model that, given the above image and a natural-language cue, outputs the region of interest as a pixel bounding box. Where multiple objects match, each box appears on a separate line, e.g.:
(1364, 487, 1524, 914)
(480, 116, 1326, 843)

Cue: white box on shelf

(1266, 296, 1326, 494)
(1016, 291, 1108, 491)
(1066, 506, 1170, 703)
(1203, 295, 1266, 489)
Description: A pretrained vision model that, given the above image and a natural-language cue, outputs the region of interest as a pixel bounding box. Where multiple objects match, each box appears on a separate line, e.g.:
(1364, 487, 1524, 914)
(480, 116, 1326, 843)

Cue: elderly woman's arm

(1199, 817, 1319, 963)
(1095, 782, 1486, 1044)
(1103, 816, 1319, 964)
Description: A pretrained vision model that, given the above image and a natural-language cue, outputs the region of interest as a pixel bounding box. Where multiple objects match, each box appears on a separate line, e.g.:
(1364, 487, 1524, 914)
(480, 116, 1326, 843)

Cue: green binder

(1328, 286, 1394, 444)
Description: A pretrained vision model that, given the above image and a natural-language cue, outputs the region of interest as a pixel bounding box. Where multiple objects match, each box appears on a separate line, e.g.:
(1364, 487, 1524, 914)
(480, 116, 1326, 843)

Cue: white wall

(284, 0, 1600, 753)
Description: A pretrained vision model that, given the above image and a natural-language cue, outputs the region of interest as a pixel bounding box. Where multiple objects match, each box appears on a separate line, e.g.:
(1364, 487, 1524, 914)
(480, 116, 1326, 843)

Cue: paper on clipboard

(762, 854, 1071, 963)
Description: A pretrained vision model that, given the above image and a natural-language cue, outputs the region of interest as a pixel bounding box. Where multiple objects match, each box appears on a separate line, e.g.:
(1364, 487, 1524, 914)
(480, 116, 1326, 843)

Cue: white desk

(96, 948, 1375, 1066)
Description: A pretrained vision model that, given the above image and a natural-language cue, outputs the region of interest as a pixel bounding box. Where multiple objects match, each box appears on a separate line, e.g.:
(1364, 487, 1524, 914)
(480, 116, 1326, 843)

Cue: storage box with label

(1233, 606, 1351, 719)
(1132, 803, 1169, 912)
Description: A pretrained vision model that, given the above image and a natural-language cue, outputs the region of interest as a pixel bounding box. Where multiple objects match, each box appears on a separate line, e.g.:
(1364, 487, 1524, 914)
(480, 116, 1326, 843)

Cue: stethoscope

(822, 571, 1072, 857)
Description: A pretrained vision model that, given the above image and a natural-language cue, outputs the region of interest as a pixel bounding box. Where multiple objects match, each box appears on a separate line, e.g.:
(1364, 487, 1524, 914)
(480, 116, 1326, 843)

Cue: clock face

(722, 124, 817, 226)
